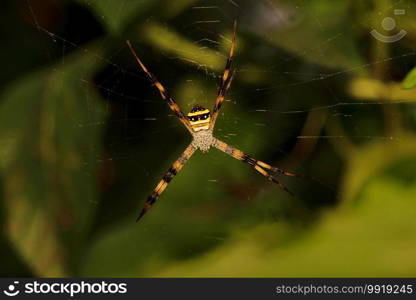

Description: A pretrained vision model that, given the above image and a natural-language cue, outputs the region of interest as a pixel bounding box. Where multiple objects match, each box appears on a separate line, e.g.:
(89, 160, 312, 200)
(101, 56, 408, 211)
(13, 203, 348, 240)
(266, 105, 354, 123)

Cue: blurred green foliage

(1, 0, 416, 277)
(403, 67, 416, 89)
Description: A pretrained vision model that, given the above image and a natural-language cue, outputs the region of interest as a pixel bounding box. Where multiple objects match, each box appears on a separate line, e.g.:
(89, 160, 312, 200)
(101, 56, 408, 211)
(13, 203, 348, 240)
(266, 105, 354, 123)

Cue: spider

(127, 22, 306, 221)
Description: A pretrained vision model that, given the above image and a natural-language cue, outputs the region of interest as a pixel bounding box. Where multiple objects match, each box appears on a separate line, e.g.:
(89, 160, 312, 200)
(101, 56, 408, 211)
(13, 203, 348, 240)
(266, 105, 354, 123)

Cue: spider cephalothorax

(187, 105, 211, 132)
(127, 21, 308, 222)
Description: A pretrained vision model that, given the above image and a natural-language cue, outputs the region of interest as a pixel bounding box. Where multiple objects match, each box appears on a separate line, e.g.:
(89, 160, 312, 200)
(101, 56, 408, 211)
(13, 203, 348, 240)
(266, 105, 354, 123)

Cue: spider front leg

(213, 139, 295, 196)
(137, 144, 196, 221)
(126, 41, 193, 134)
(210, 21, 237, 130)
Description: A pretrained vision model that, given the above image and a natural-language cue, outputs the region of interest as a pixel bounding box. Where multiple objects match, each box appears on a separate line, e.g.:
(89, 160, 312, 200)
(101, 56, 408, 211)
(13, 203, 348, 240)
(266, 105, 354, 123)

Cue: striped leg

(250, 158, 322, 184)
(137, 144, 196, 221)
(210, 21, 237, 130)
(213, 139, 294, 196)
(126, 41, 193, 133)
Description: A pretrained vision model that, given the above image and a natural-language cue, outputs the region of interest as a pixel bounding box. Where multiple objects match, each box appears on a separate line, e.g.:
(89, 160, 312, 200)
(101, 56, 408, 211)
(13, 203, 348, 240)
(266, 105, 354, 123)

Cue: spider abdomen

(191, 130, 214, 153)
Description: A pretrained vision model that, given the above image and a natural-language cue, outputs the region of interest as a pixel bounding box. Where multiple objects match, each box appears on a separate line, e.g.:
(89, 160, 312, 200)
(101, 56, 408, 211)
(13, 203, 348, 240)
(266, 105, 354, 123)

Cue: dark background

(0, 0, 416, 277)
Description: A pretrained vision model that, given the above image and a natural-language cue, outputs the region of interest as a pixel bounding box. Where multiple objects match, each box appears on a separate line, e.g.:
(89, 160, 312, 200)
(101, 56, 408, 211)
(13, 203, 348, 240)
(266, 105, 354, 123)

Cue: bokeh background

(1, 0, 416, 277)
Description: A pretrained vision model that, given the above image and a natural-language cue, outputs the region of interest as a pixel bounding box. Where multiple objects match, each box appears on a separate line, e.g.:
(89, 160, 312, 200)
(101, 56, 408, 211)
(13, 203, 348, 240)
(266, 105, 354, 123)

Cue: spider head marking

(187, 105, 211, 132)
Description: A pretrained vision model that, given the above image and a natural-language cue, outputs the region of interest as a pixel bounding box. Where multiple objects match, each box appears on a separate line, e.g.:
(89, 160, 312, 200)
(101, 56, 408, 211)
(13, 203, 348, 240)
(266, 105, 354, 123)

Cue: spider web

(23, 0, 416, 205)
(11, 0, 416, 275)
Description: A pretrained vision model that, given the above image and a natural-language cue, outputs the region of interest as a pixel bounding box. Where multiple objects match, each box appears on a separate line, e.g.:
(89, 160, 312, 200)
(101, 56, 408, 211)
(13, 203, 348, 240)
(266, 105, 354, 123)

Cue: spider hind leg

(136, 144, 196, 221)
(213, 138, 295, 196)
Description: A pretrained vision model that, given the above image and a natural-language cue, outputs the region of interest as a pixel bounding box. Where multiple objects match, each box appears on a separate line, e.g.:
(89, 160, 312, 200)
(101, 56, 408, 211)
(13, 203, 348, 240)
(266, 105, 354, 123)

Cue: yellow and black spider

(127, 22, 305, 221)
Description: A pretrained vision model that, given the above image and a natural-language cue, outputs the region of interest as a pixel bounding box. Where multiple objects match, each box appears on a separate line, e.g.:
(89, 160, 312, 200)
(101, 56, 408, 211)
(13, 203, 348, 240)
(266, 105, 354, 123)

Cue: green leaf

(402, 67, 416, 89)
(78, 0, 158, 34)
(0, 46, 106, 276)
